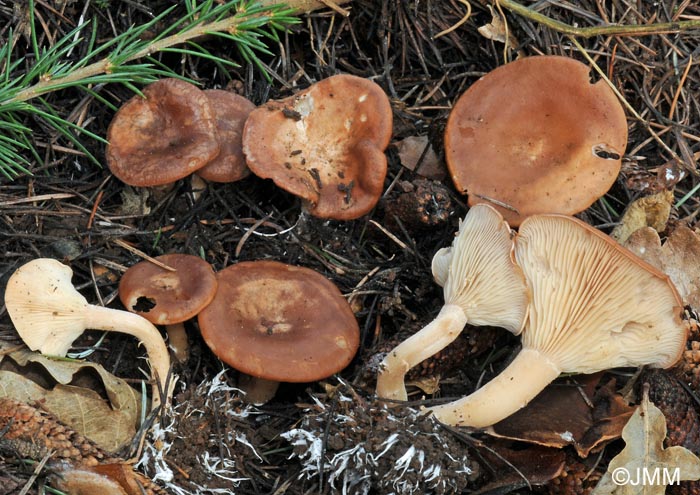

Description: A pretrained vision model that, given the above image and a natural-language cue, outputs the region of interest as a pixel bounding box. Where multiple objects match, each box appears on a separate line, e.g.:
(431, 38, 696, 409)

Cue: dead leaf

(624, 225, 700, 310)
(395, 135, 445, 180)
(477, 5, 519, 48)
(610, 190, 674, 244)
(592, 393, 700, 495)
(487, 377, 635, 458)
(0, 345, 142, 452)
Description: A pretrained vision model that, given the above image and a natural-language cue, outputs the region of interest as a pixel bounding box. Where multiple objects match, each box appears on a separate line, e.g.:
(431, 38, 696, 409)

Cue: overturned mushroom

(198, 260, 360, 404)
(427, 215, 687, 427)
(242, 74, 393, 220)
(119, 254, 218, 363)
(444, 56, 628, 226)
(375, 204, 529, 401)
(4, 258, 171, 409)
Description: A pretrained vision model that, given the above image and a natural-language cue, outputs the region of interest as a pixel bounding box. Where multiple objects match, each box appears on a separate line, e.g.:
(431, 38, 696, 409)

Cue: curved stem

(376, 304, 468, 401)
(84, 305, 172, 410)
(426, 348, 560, 428)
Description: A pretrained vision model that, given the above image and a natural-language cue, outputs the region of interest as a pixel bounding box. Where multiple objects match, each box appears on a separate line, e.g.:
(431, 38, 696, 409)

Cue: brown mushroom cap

(106, 78, 220, 187)
(242, 74, 393, 220)
(197, 260, 360, 382)
(195, 90, 256, 183)
(444, 56, 628, 226)
(119, 254, 218, 325)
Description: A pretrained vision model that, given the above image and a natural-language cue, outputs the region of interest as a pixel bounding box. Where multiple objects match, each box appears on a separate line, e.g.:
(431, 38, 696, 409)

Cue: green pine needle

(0, 0, 300, 179)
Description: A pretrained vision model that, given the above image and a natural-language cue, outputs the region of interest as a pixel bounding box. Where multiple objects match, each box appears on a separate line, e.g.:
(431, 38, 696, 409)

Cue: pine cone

(0, 397, 166, 495)
(547, 452, 602, 495)
(672, 315, 700, 393)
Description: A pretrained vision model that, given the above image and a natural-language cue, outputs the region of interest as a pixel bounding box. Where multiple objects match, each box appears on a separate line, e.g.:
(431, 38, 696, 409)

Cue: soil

(1, 1, 700, 494)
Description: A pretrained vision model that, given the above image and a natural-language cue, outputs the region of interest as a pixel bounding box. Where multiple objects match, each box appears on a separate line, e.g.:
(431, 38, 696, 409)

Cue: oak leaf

(592, 393, 700, 495)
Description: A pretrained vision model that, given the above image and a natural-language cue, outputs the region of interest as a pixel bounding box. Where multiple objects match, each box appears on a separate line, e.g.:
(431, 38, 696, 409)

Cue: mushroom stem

(84, 305, 172, 409)
(376, 304, 468, 401)
(426, 348, 560, 428)
(238, 375, 280, 405)
(166, 322, 190, 363)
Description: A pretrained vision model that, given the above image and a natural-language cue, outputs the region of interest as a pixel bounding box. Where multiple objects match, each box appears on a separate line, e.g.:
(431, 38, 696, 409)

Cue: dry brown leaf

(624, 225, 700, 310)
(486, 377, 634, 457)
(592, 393, 700, 495)
(610, 190, 674, 244)
(395, 135, 445, 180)
(0, 346, 142, 452)
(477, 5, 519, 48)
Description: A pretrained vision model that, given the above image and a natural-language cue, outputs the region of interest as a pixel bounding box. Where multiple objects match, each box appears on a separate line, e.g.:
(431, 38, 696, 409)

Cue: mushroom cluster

(107, 74, 393, 220)
(376, 205, 687, 428)
(4, 256, 361, 409)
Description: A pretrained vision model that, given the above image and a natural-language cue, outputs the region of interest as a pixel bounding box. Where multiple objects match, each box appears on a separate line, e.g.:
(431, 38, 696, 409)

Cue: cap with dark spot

(106, 78, 220, 186)
(197, 260, 360, 382)
(119, 254, 218, 325)
(242, 74, 393, 220)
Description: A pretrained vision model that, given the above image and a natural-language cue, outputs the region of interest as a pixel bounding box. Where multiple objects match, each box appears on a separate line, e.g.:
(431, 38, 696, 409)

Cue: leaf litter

(1, 0, 700, 494)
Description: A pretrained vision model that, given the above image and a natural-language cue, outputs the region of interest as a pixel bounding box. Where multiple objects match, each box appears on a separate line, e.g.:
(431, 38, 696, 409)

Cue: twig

(497, 0, 700, 38)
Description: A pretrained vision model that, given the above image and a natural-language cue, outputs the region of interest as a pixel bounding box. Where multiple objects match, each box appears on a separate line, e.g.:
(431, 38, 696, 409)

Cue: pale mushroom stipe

(425, 214, 687, 428)
(4, 258, 172, 410)
(375, 204, 529, 401)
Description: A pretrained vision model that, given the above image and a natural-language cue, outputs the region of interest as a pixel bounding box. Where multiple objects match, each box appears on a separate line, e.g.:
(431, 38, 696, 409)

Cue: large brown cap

(119, 254, 217, 325)
(196, 90, 256, 183)
(106, 78, 220, 186)
(197, 260, 360, 382)
(242, 74, 393, 220)
(445, 56, 628, 226)
(514, 214, 686, 373)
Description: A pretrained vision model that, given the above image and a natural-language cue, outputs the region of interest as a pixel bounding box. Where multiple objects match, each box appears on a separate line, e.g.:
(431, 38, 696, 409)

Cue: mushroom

(119, 254, 218, 363)
(197, 260, 360, 404)
(195, 89, 256, 183)
(444, 55, 628, 226)
(4, 258, 171, 409)
(106, 78, 220, 187)
(375, 204, 529, 401)
(242, 74, 393, 220)
(427, 214, 687, 427)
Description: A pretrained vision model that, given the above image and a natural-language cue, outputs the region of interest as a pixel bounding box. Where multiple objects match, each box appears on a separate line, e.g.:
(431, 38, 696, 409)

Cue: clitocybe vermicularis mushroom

(427, 214, 687, 427)
(444, 55, 628, 226)
(4, 258, 172, 409)
(198, 260, 360, 404)
(375, 204, 529, 401)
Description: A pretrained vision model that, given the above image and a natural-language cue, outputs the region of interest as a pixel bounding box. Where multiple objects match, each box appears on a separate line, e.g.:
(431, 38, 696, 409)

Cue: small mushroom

(427, 215, 687, 427)
(106, 78, 220, 187)
(195, 90, 256, 183)
(119, 254, 218, 363)
(4, 259, 171, 409)
(444, 56, 628, 226)
(198, 260, 360, 403)
(375, 204, 529, 401)
(242, 74, 393, 220)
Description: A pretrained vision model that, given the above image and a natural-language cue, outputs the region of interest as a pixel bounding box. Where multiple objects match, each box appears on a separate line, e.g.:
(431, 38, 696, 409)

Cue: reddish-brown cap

(197, 260, 360, 382)
(242, 74, 393, 220)
(444, 56, 628, 226)
(106, 78, 220, 186)
(196, 90, 256, 183)
(119, 254, 218, 325)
